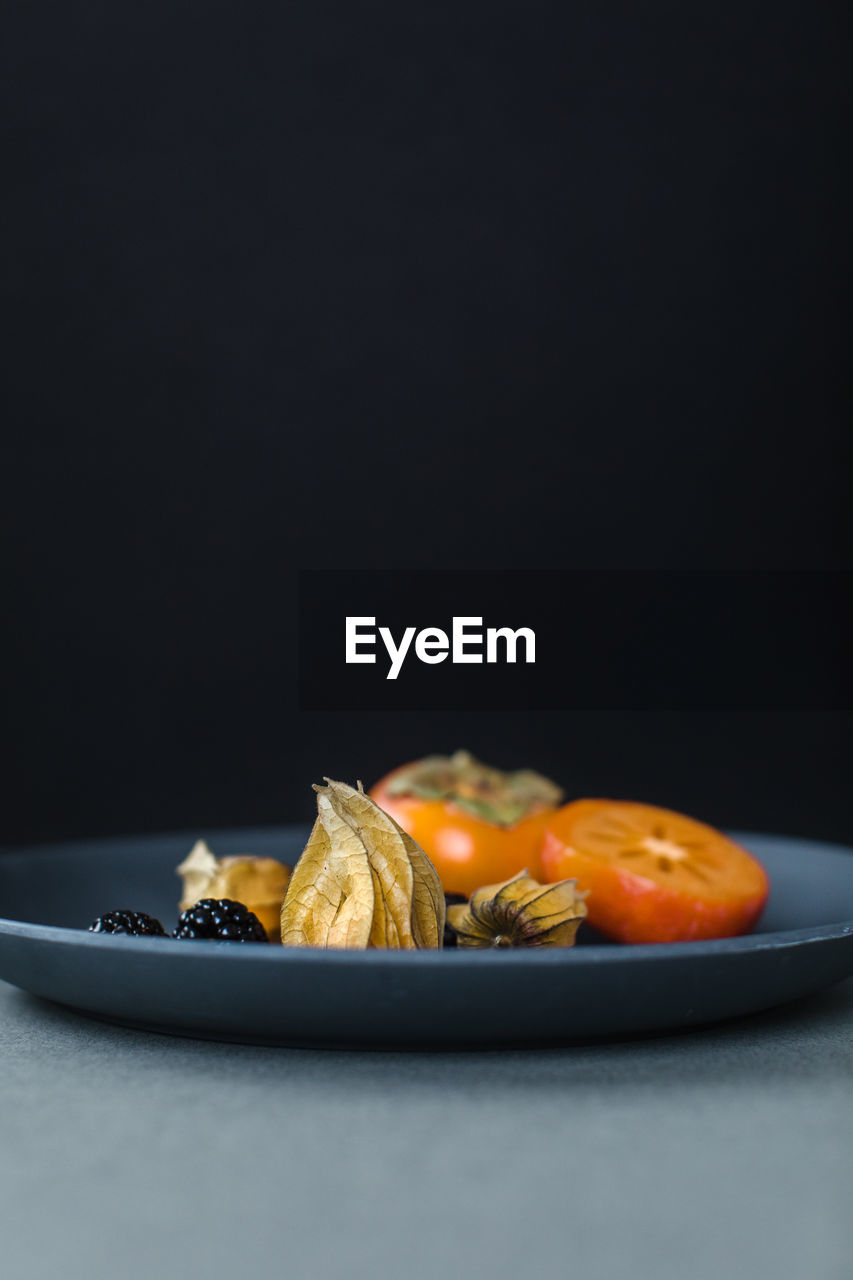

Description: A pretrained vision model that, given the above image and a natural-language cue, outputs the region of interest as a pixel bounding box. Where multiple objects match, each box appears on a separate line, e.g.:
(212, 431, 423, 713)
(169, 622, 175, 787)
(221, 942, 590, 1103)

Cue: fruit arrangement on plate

(88, 751, 770, 951)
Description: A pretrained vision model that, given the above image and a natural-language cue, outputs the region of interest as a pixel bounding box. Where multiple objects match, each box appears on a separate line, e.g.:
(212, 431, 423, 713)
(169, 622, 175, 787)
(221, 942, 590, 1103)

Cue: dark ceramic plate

(1, 826, 852, 1046)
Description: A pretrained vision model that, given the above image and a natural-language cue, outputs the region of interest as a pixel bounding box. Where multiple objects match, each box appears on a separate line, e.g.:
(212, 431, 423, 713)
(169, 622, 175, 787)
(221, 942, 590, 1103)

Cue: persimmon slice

(540, 800, 769, 944)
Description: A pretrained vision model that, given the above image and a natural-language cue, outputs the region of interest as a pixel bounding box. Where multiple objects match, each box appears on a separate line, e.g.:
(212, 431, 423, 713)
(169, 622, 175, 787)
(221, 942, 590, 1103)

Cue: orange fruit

(370, 751, 562, 896)
(540, 799, 769, 944)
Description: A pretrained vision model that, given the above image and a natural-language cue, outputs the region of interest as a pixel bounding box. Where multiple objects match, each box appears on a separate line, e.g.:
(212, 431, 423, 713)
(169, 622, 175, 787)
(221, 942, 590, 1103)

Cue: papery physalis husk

(447, 870, 587, 948)
(176, 840, 292, 943)
(280, 779, 445, 949)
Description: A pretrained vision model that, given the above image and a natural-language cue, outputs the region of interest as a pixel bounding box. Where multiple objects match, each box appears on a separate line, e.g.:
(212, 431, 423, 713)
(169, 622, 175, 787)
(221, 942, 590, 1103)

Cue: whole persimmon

(370, 751, 563, 896)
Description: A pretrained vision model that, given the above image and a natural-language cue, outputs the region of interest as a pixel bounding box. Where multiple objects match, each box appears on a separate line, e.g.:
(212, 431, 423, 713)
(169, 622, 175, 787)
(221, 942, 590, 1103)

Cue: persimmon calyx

(384, 750, 563, 827)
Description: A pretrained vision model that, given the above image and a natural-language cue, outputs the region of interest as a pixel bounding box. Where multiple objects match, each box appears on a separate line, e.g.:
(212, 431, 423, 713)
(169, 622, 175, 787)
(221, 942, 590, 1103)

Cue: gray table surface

(1, 976, 851, 1280)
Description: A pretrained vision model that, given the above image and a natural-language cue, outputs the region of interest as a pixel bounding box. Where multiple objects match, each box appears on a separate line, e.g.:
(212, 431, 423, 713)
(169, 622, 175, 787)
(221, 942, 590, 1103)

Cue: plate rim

(2, 917, 852, 968)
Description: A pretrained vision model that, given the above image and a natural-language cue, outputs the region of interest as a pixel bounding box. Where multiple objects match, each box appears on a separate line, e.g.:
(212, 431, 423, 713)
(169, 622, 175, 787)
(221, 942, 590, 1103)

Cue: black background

(3, 3, 851, 847)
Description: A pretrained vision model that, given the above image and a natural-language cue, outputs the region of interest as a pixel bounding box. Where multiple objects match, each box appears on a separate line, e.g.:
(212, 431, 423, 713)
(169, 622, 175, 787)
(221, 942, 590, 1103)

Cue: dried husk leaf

(398, 828, 445, 949)
(325, 780, 415, 947)
(281, 800, 376, 948)
(447, 870, 587, 948)
(177, 841, 219, 910)
(280, 779, 445, 949)
(176, 840, 292, 942)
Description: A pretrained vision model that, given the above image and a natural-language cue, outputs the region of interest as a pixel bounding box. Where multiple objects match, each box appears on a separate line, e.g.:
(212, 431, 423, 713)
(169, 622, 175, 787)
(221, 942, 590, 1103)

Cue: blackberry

(174, 898, 268, 942)
(443, 893, 467, 948)
(89, 910, 168, 937)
